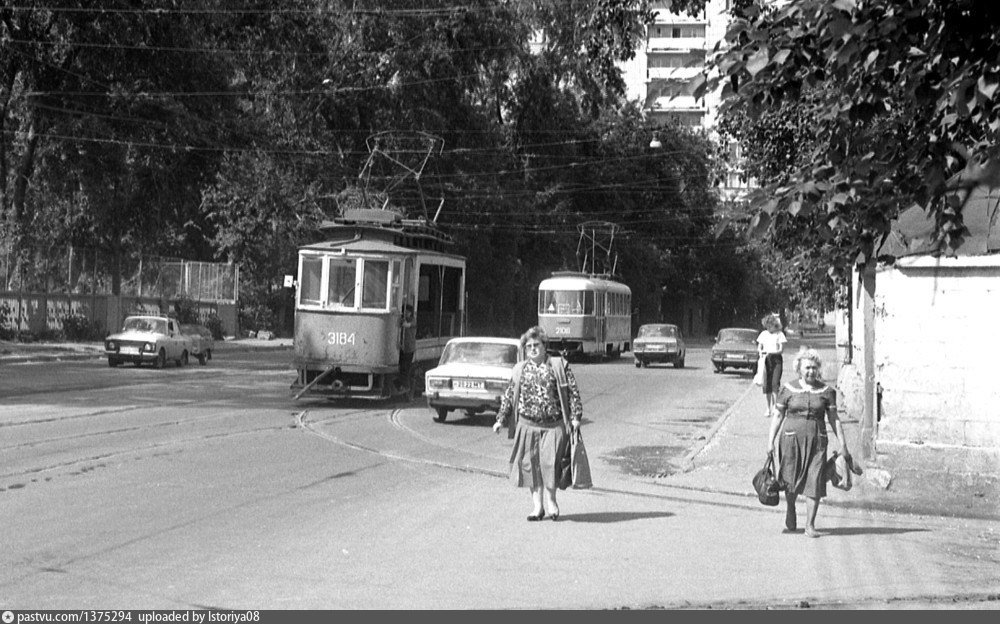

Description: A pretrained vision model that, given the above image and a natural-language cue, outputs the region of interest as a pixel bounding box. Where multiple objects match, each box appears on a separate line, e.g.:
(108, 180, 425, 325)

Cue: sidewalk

(0, 336, 293, 364)
(665, 337, 999, 522)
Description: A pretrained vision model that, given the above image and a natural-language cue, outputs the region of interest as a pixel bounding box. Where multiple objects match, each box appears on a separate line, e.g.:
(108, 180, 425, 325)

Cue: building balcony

(647, 66, 704, 81)
(647, 37, 706, 51)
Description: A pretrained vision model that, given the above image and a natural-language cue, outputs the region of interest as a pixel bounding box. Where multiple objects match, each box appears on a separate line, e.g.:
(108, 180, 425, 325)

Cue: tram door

(595, 290, 605, 349)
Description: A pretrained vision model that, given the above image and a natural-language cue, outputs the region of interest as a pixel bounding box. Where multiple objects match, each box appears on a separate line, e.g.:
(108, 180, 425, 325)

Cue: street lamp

(649, 133, 662, 149)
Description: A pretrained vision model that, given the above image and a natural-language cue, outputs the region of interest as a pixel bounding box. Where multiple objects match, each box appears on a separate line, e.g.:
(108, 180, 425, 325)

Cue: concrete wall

(873, 256, 1000, 449)
(1, 292, 239, 338)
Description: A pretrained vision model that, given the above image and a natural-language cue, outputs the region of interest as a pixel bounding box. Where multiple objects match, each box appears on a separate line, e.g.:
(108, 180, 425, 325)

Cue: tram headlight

(427, 377, 450, 390)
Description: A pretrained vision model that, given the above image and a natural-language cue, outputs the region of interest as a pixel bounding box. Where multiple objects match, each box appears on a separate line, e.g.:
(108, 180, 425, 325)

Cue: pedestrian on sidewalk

(768, 346, 853, 538)
(756, 313, 787, 417)
(396, 303, 417, 389)
(493, 326, 583, 522)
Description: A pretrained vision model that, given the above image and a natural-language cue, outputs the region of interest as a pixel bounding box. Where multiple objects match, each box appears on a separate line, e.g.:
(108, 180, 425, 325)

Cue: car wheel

(108, 357, 120, 368)
(153, 349, 166, 369)
(714, 364, 724, 373)
(634, 360, 641, 368)
(674, 355, 684, 369)
(641, 360, 648, 368)
(434, 407, 449, 422)
(180, 351, 189, 366)
(464, 409, 480, 418)
(197, 353, 207, 365)
(206, 349, 212, 361)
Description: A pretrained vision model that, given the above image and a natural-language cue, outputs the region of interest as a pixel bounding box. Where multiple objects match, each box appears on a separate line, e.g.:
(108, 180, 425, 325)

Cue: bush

(204, 314, 225, 340)
(61, 313, 104, 341)
(0, 301, 14, 341)
(172, 296, 201, 325)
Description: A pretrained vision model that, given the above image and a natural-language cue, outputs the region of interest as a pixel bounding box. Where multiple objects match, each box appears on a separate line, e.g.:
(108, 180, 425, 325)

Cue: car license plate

(649, 345, 665, 351)
(120, 346, 139, 355)
(454, 380, 484, 390)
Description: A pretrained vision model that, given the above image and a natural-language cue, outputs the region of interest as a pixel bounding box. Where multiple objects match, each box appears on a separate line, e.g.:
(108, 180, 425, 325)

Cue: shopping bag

(752, 452, 781, 506)
(825, 451, 853, 491)
(753, 355, 765, 386)
(570, 429, 593, 489)
(556, 435, 573, 490)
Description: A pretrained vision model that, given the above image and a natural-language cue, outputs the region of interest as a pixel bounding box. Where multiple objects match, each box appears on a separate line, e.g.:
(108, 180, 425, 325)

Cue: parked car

(424, 337, 523, 422)
(633, 323, 686, 368)
(104, 315, 192, 368)
(180, 324, 215, 365)
(711, 327, 760, 374)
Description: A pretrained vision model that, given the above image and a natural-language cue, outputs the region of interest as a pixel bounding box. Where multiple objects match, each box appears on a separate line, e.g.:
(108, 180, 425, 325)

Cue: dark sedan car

(711, 327, 760, 374)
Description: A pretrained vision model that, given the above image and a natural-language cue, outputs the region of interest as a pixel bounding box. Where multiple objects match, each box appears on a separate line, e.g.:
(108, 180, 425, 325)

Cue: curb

(0, 342, 293, 364)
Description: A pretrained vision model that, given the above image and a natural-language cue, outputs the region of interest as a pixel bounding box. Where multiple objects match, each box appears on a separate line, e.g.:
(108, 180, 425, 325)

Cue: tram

(291, 208, 466, 400)
(537, 271, 631, 359)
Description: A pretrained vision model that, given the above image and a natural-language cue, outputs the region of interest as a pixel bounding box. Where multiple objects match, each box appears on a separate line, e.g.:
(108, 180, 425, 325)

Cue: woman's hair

(793, 346, 823, 380)
(520, 325, 549, 349)
(761, 313, 781, 331)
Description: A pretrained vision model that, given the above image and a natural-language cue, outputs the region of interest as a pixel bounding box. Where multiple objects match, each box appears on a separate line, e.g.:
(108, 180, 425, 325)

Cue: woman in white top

(756, 313, 787, 417)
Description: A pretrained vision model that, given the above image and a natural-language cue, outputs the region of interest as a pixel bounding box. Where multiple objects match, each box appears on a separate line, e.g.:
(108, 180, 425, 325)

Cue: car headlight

(105, 340, 117, 351)
(484, 379, 508, 391)
(427, 377, 450, 390)
(143, 342, 155, 352)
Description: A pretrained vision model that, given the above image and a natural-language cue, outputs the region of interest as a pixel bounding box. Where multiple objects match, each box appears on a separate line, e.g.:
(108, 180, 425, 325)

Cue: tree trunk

(12, 112, 40, 227)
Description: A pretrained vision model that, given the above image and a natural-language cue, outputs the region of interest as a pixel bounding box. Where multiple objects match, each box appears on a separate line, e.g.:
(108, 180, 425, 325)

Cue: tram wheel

(434, 407, 449, 422)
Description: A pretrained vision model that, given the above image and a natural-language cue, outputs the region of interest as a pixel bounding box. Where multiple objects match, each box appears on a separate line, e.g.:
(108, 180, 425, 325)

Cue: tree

(701, 0, 1000, 275)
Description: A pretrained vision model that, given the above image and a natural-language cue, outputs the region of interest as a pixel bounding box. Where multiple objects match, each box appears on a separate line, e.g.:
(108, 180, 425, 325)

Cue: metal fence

(0, 244, 237, 302)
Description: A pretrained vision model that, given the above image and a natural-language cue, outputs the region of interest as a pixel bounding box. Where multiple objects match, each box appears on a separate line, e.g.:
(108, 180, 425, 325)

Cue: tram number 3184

(326, 332, 357, 345)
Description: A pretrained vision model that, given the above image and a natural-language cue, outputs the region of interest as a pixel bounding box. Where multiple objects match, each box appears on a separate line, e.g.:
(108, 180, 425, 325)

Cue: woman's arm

(826, 401, 850, 458)
(493, 381, 515, 432)
(767, 405, 784, 454)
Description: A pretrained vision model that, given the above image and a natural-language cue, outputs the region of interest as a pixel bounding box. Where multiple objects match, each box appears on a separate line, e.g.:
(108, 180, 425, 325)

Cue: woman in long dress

(767, 347, 853, 537)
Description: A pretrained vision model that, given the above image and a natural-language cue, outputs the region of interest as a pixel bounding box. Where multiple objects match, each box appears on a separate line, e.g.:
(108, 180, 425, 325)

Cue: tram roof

(300, 238, 419, 255)
(539, 271, 630, 291)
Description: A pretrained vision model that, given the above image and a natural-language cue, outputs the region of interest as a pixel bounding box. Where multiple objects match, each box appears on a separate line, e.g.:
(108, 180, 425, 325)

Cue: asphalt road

(1, 346, 997, 609)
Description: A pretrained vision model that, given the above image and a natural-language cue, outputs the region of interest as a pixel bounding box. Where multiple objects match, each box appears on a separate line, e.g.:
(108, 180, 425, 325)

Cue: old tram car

(291, 210, 466, 399)
(537, 271, 631, 359)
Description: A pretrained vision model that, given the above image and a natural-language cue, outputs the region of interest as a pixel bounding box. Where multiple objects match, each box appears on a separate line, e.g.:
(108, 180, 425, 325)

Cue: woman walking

(768, 347, 853, 537)
(756, 313, 787, 417)
(493, 326, 583, 521)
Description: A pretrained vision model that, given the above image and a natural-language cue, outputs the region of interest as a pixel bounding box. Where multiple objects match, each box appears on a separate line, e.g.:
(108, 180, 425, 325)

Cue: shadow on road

(560, 510, 675, 524)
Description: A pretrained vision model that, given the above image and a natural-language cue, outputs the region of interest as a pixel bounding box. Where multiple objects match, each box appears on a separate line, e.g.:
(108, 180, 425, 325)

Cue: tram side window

(362, 259, 389, 309)
(300, 257, 323, 305)
(328, 258, 357, 307)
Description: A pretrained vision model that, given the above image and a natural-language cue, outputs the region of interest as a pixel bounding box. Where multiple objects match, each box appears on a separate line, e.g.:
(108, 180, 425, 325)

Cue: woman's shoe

(549, 512, 559, 521)
(527, 511, 546, 522)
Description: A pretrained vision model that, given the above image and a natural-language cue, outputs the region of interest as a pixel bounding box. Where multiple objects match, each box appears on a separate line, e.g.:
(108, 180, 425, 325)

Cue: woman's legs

(543, 486, 559, 518)
(805, 497, 821, 537)
(530, 486, 544, 516)
(784, 492, 797, 532)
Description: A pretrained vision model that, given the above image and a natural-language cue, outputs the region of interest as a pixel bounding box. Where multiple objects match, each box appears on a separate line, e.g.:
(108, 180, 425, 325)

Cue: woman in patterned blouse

(767, 346, 853, 537)
(493, 326, 583, 521)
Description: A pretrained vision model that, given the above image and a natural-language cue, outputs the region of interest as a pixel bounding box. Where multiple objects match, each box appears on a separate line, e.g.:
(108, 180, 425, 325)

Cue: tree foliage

(703, 0, 1000, 273)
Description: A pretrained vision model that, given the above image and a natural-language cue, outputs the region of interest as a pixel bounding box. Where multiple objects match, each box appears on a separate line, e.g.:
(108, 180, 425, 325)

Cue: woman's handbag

(570, 429, 593, 489)
(752, 452, 782, 506)
(825, 451, 853, 491)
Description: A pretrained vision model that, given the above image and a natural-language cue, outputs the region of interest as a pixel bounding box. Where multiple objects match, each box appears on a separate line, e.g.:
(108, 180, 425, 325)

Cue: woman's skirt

(763, 353, 783, 394)
(508, 420, 568, 489)
(778, 417, 828, 498)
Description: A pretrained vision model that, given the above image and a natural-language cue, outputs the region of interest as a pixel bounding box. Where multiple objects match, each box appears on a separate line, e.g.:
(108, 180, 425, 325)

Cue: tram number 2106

(326, 332, 357, 346)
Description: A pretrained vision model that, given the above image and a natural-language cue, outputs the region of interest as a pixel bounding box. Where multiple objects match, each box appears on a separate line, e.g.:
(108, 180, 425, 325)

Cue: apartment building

(620, 0, 752, 198)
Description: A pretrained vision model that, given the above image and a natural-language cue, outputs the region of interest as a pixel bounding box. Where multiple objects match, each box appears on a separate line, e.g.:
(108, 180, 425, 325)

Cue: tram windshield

(440, 342, 519, 367)
(538, 290, 594, 315)
(298, 254, 393, 311)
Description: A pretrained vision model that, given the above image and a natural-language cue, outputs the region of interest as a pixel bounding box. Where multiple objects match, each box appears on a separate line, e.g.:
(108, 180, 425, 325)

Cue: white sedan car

(424, 337, 523, 422)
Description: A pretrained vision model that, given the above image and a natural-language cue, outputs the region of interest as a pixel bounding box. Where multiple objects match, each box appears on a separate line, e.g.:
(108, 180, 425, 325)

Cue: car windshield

(440, 342, 518, 367)
(638, 325, 676, 338)
(123, 318, 165, 334)
(717, 329, 757, 344)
